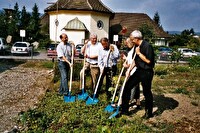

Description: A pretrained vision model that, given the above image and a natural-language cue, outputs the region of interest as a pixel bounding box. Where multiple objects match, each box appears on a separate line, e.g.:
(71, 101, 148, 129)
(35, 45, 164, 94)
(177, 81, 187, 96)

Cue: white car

(0, 37, 10, 55)
(11, 42, 33, 55)
(178, 48, 199, 57)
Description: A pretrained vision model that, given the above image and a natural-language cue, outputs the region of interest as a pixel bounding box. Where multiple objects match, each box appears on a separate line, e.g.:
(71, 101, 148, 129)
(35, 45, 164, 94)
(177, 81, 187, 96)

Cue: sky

(0, 0, 199, 32)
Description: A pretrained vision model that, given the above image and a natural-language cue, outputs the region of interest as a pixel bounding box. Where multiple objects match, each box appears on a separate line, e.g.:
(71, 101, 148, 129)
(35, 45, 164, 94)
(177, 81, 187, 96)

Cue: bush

(154, 65, 169, 76)
(189, 56, 200, 68)
(53, 60, 83, 83)
(172, 65, 190, 72)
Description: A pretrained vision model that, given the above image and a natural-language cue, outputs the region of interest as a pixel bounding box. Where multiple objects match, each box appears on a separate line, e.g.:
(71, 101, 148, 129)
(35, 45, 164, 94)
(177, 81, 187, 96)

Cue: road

(0, 51, 188, 64)
(0, 51, 81, 61)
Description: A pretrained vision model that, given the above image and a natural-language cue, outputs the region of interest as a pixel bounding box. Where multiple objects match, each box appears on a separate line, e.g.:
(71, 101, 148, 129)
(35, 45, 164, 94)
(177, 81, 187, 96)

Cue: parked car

(0, 37, 10, 55)
(178, 48, 200, 58)
(75, 44, 84, 58)
(157, 47, 173, 60)
(11, 42, 33, 56)
(47, 43, 57, 58)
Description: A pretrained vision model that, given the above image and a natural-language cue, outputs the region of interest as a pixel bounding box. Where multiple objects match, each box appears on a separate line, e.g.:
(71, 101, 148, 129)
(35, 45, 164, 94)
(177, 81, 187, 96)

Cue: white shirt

(56, 42, 72, 62)
(85, 41, 101, 64)
(126, 46, 137, 75)
(98, 44, 120, 70)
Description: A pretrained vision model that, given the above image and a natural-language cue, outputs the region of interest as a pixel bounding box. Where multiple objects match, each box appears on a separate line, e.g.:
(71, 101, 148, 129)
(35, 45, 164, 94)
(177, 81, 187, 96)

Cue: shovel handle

(93, 50, 111, 95)
(117, 51, 137, 107)
(69, 44, 74, 91)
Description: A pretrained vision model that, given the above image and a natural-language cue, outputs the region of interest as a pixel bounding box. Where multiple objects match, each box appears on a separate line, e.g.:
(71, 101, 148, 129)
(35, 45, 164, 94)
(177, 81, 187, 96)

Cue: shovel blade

(77, 92, 89, 100)
(108, 107, 120, 119)
(64, 95, 76, 103)
(104, 104, 116, 113)
(86, 96, 99, 105)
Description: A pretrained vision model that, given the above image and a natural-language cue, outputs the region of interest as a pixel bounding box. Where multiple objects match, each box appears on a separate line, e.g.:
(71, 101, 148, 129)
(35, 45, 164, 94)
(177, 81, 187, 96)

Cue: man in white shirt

(56, 33, 74, 95)
(80, 33, 101, 91)
(98, 37, 119, 99)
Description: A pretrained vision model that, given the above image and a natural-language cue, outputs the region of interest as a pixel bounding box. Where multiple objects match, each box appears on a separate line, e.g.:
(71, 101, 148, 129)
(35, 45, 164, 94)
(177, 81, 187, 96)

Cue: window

(97, 20, 104, 29)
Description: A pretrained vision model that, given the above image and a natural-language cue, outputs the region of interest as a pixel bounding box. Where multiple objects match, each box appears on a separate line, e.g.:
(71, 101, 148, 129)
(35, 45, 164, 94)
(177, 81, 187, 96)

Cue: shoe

(115, 111, 130, 118)
(57, 93, 63, 96)
(63, 93, 69, 96)
(136, 105, 141, 110)
(142, 111, 153, 119)
(120, 110, 131, 116)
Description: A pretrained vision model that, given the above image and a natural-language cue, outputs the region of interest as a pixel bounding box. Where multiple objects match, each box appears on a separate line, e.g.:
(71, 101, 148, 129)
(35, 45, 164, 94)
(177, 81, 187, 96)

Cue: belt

(91, 63, 98, 65)
(87, 62, 98, 65)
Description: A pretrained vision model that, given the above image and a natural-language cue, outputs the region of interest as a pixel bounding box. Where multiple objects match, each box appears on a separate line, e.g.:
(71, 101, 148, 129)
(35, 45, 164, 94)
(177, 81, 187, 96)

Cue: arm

(98, 49, 104, 72)
(136, 47, 151, 64)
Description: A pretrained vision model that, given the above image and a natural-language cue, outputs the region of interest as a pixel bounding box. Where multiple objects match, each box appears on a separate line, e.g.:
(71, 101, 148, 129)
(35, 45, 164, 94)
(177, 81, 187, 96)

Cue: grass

(17, 61, 200, 132)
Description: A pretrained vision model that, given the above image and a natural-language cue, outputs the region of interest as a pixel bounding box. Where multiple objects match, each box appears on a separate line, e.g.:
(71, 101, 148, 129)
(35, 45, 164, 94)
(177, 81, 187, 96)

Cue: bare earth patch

(0, 63, 53, 132)
(139, 93, 200, 132)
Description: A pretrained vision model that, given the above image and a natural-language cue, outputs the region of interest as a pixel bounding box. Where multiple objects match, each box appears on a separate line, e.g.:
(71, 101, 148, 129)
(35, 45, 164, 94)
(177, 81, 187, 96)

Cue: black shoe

(115, 111, 130, 118)
(142, 112, 154, 119)
(136, 105, 141, 110)
(121, 111, 131, 116)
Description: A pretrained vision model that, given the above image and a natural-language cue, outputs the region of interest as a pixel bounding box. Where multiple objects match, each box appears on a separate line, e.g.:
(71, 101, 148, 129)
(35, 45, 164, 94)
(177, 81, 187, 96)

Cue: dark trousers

(98, 67, 112, 98)
(122, 69, 154, 114)
(112, 65, 117, 76)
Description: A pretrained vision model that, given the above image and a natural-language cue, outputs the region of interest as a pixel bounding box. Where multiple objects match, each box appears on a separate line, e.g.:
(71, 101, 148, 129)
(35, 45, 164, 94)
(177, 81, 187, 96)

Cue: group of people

(56, 30, 155, 119)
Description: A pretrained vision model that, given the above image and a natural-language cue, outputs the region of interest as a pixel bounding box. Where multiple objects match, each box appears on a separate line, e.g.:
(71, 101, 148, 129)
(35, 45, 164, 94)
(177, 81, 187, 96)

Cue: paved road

(0, 51, 82, 61)
(0, 51, 188, 64)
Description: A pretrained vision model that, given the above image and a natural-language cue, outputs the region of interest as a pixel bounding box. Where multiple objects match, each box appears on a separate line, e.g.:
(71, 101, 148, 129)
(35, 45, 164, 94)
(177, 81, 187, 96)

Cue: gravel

(0, 62, 52, 132)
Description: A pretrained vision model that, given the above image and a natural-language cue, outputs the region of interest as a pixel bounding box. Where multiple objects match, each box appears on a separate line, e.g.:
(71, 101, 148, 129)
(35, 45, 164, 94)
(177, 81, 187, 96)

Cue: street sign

(113, 35, 118, 42)
(20, 30, 26, 37)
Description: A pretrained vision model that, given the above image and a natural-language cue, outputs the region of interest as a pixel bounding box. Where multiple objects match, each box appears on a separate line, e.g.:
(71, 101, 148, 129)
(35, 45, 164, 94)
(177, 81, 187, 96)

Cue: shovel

(77, 43, 89, 100)
(109, 51, 136, 119)
(64, 44, 76, 103)
(104, 63, 126, 113)
(86, 50, 111, 105)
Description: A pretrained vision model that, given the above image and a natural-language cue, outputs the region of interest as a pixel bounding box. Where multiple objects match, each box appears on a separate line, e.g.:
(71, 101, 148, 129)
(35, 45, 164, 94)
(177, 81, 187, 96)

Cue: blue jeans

(58, 61, 69, 95)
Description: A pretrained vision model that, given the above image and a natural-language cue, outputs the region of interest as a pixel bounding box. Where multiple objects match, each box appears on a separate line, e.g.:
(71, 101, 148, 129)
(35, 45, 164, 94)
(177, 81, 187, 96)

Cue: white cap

(131, 30, 142, 38)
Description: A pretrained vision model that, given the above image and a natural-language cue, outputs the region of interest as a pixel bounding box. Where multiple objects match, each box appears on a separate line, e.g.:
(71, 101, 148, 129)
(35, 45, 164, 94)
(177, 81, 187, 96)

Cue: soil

(133, 94, 200, 132)
(0, 61, 199, 132)
(0, 61, 53, 132)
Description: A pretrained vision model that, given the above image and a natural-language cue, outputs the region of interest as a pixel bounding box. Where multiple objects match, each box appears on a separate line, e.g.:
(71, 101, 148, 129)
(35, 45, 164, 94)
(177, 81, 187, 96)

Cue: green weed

(173, 88, 189, 95)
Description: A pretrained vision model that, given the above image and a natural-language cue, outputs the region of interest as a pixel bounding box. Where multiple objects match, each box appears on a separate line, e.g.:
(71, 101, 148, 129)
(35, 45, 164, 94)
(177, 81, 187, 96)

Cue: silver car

(11, 42, 32, 55)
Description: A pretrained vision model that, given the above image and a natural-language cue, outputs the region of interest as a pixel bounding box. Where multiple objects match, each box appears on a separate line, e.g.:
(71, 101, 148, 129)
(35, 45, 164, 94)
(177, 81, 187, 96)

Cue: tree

(28, 3, 41, 42)
(0, 11, 7, 38)
(20, 6, 31, 30)
(169, 29, 200, 51)
(7, 2, 21, 42)
(153, 11, 162, 29)
(139, 23, 155, 44)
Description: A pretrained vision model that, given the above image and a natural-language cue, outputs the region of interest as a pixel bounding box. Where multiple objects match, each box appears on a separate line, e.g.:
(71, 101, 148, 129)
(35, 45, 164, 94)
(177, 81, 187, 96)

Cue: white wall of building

(48, 11, 110, 44)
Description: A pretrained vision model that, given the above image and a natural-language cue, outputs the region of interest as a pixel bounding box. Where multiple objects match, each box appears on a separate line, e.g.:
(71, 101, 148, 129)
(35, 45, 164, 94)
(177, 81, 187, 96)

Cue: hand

(125, 70, 130, 78)
(110, 45, 114, 52)
(84, 39, 89, 44)
(121, 53, 127, 60)
(70, 41, 75, 46)
(69, 63, 73, 67)
(123, 63, 129, 68)
(85, 54, 90, 59)
(100, 68, 104, 74)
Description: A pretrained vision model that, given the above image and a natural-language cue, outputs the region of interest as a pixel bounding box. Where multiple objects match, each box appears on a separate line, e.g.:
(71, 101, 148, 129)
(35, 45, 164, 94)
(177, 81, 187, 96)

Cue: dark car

(75, 44, 84, 58)
(47, 43, 57, 58)
(157, 47, 173, 60)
